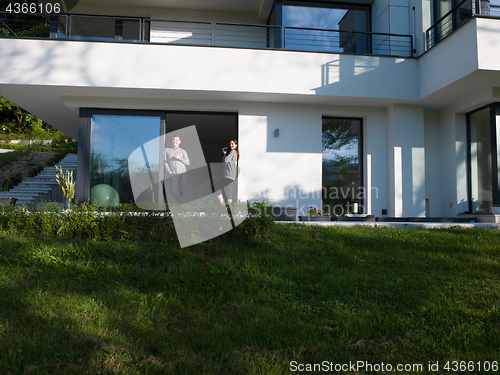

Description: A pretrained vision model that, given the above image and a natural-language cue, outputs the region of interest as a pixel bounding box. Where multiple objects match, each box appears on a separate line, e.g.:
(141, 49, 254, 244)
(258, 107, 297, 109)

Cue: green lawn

(1, 225, 499, 374)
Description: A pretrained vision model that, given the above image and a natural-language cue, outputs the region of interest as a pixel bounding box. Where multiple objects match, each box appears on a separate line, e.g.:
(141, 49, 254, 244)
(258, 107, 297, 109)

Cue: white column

(387, 104, 426, 217)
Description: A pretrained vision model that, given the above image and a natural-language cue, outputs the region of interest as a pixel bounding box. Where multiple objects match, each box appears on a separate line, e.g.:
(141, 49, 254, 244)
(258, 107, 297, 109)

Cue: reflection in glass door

(469, 107, 493, 213)
(90, 114, 162, 205)
(322, 117, 362, 215)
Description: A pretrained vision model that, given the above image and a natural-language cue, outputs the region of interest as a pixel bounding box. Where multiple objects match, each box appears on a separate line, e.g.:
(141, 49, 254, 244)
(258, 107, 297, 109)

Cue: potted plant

(55, 165, 75, 210)
(298, 206, 331, 221)
(0, 169, 17, 207)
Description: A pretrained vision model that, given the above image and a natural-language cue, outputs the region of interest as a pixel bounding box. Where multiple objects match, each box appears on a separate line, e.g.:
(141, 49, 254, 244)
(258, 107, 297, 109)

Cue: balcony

(0, 11, 414, 57)
(426, 0, 500, 51)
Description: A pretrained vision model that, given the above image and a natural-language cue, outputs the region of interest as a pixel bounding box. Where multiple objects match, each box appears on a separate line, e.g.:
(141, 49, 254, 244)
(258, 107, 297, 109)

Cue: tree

(0, 1, 50, 38)
(0, 96, 40, 133)
(0, 95, 63, 136)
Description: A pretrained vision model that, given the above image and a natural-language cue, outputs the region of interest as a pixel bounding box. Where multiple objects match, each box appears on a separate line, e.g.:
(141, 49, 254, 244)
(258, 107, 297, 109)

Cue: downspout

(412, 6, 416, 56)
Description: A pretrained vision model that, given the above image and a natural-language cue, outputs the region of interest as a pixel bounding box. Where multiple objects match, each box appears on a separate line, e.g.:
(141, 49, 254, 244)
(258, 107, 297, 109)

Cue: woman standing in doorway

(214, 139, 239, 205)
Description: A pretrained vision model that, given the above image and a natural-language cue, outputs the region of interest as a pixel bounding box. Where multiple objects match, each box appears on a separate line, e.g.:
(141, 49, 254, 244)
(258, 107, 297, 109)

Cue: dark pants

(213, 178, 234, 200)
(169, 173, 187, 203)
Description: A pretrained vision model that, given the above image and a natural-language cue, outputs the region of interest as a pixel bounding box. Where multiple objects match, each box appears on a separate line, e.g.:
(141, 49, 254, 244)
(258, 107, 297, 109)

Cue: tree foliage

(0, 96, 42, 133)
(322, 118, 360, 211)
(0, 1, 50, 38)
(322, 118, 358, 151)
(0, 95, 64, 137)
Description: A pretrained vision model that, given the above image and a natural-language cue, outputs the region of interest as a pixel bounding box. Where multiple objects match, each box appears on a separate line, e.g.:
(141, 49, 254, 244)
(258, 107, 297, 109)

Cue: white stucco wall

(418, 18, 479, 99)
(363, 108, 389, 216)
(477, 17, 500, 71)
(0, 38, 418, 101)
(424, 109, 441, 216)
(373, 0, 411, 35)
(438, 109, 465, 216)
(388, 104, 426, 217)
(455, 113, 469, 214)
(238, 103, 322, 214)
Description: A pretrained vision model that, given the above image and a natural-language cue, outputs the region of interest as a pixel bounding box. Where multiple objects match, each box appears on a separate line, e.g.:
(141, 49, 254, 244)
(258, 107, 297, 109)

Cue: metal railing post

(64, 15, 68, 38)
(68, 15, 72, 39)
(281, 25, 284, 49)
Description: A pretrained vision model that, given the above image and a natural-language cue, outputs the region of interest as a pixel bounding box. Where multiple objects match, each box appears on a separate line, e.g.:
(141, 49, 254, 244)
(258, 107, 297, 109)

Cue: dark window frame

(282, 0, 372, 31)
(321, 116, 364, 213)
(466, 103, 500, 213)
(76, 108, 166, 204)
(77, 108, 239, 205)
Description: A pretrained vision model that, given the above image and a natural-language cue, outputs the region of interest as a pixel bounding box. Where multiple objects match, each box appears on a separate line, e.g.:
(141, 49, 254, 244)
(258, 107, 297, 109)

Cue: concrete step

(10, 195, 49, 202)
(5, 153, 77, 204)
(11, 187, 53, 193)
(40, 168, 77, 174)
(17, 180, 59, 185)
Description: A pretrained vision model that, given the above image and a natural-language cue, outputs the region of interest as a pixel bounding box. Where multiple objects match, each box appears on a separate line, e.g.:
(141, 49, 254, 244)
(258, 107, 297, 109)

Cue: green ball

(90, 184, 119, 206)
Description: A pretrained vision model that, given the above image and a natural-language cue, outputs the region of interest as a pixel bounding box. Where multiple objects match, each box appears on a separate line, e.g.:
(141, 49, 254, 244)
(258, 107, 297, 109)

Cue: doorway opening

(162, 111, 238, 205)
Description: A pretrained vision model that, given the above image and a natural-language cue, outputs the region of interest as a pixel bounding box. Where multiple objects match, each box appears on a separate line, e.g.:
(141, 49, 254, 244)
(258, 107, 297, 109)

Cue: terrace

(0, 11, 414, 57)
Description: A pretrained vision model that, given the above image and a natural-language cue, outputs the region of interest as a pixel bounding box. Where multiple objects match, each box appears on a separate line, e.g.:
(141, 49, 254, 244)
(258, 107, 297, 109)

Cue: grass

(0, 150, 26, 169)
(0, 224, 499, 374)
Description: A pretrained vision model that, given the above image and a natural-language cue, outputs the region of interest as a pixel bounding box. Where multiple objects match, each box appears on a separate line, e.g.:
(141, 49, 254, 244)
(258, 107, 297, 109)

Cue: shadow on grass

(1, 225, 499, 374)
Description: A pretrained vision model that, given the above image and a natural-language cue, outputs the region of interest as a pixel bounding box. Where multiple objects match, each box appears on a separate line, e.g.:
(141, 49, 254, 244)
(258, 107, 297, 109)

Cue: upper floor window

(281, 1, 370, 53)
(434, 0, 456, 21)
(427, 0, 474, 50)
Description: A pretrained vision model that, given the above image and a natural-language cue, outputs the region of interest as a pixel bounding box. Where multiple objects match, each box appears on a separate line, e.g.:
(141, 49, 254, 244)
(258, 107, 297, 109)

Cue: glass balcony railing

(0, 11, 414, 57)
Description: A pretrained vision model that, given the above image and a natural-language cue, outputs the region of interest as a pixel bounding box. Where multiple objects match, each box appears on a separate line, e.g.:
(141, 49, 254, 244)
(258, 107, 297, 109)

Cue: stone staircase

(9, 153, 77, 208)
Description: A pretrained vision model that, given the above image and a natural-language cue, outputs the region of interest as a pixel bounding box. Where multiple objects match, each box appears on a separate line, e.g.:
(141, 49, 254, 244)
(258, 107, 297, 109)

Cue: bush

(46, 153, 66, 166)
(0, 200, 275, 243)
(236, 200, 275, 239)
(1, 171, 23, 191)
(28, 165, 44, 178)
(0, 142, 77, 154)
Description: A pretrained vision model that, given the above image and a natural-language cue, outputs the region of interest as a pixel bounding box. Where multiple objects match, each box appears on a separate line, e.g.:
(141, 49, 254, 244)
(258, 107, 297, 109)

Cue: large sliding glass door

(469, 108, 493, 213)
(467, 104, 500, 214)
(90, 114, 163, 205)
(76, 110, 164, 206)
(78, 109, 238, 207)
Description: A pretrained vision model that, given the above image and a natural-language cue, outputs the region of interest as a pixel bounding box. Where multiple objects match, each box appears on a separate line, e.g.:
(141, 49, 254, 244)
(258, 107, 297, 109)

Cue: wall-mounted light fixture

(274, 129, 279, 137)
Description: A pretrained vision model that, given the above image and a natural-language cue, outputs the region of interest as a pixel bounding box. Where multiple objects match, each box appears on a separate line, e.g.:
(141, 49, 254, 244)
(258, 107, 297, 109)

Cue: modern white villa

(1, 0, 500, 217)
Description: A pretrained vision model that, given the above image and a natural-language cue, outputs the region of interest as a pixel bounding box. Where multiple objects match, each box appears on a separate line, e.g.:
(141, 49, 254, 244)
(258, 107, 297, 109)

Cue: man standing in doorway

(164, 135, 190, 203)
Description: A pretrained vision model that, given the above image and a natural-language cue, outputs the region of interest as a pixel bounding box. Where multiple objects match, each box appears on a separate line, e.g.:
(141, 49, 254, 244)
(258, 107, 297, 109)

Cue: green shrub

(0, 142, 77, 154)
(12, 172, 22, 186)
(46, 153, 66, 166)
(1, 170, 23, 191)
(236, 200, 275, 239)
(0, 200, 275, 243)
